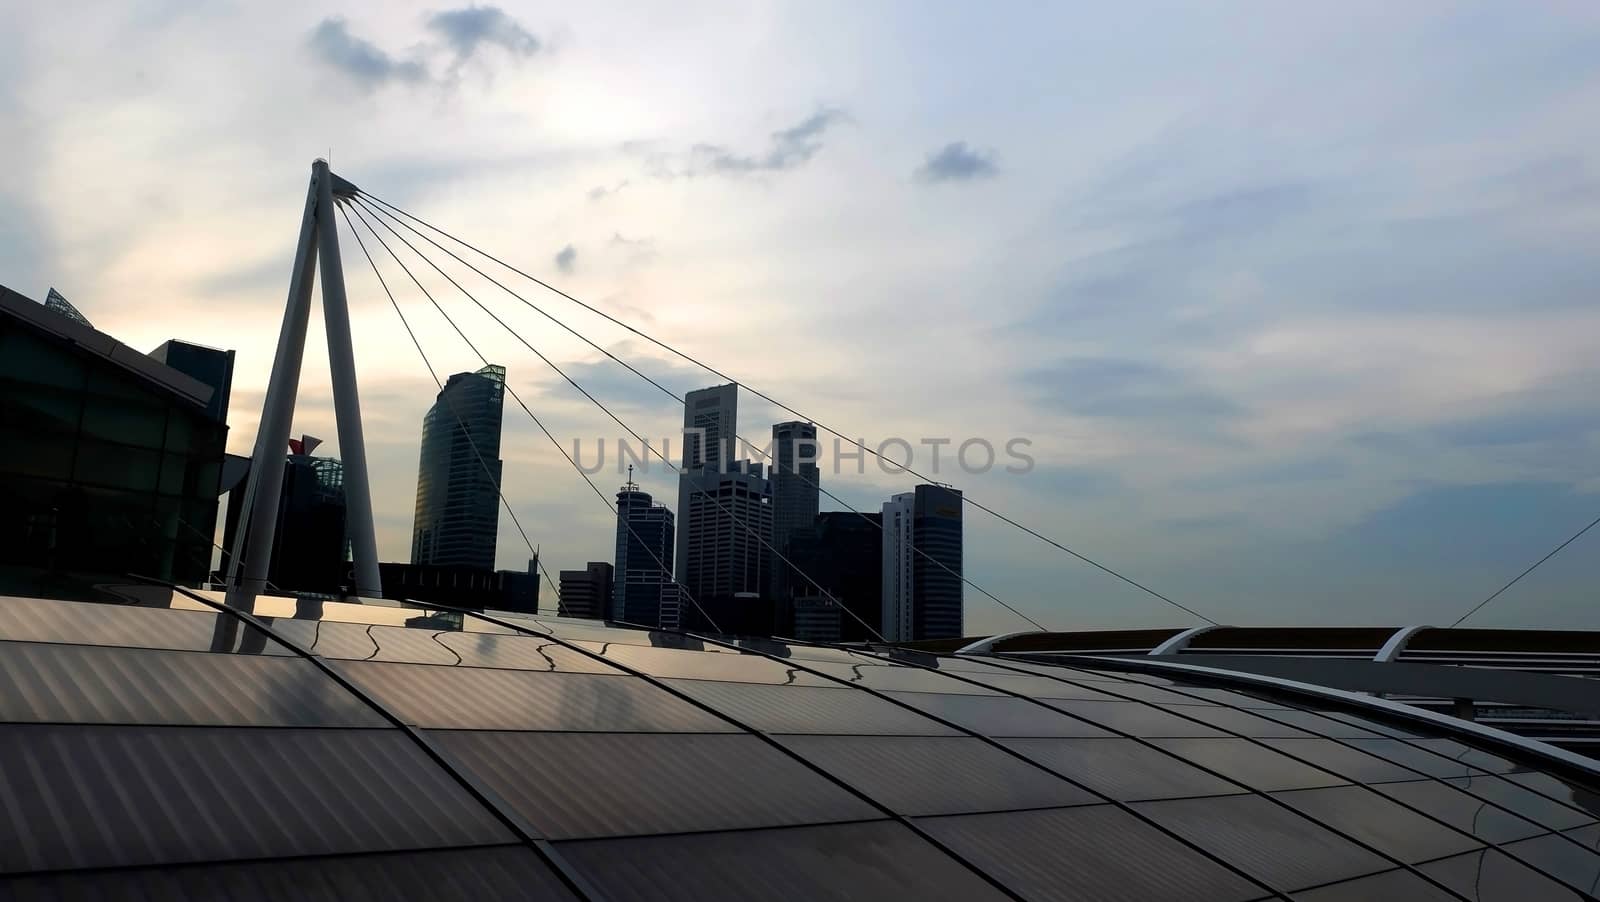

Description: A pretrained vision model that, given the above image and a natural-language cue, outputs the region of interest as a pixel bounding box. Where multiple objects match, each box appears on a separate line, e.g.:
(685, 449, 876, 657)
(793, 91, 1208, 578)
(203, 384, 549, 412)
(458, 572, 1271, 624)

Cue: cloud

(425, 6, 540, 62)
(1022, 357, 1242, 421)
(554, 244, 577, 273)
(915, 141, 998, 183)
(307, 18, 428, 88)
(688, 109, 847, 176)
(587, 180, 629, 201)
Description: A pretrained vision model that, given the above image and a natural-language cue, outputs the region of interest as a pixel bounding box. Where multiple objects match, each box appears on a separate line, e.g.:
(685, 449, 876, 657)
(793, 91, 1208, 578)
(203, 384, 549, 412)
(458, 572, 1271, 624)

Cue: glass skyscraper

(612, 483, 677, 628)
(882, 484, 964, 641)
(411, 364, 505, 570)
(768, 421, 819, 600)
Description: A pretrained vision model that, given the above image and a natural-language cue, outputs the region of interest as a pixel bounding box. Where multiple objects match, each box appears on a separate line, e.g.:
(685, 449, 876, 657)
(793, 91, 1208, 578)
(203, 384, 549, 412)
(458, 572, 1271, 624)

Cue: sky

(3, 1, 1598, 634)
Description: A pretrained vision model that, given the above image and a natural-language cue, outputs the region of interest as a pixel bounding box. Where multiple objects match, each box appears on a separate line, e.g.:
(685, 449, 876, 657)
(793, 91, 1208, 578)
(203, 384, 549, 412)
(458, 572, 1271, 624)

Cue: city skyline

(5, 4, 1598, 633)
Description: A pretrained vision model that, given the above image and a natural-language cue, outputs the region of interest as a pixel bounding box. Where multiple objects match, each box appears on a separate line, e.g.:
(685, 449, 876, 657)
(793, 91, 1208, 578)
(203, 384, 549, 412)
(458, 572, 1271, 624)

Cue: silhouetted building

(882, 485, 964, 642)
(379, 558, 539, 613)
(675, 383, 738, 582)
(42, 287, 91, 327)
(613, 483, 677, 628)
(558, 561, 613, 619)
(0, 285, 230, 596)
(412, 364, 505, 570)
(768, 421, 819, 600)
(679, 463, 773, 602)
(220, 437, 347, 595)
(793, 595, 843, 642)
(149, 339, 235, 424)
(788, 511, 883, 642)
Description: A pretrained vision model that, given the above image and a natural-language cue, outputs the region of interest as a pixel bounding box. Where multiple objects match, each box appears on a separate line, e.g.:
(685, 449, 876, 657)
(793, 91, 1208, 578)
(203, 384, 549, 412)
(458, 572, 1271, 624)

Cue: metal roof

(0, 590, 1597, 900)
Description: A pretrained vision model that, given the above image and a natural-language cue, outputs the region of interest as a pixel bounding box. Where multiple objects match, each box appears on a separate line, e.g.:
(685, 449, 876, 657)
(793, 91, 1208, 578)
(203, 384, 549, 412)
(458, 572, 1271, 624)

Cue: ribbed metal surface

(598, 643, 836, 686)
(0, 595, 290, 654)
(1257, 738, 1421, 784)
(1164, 686, 1291, 709)
(267, 620, 462, 665)
(1003, 738, 1244, 802)
(338, 662, 737, 732)
(433, 731, 879, 839)
(0, 641, 386, 728)
(0, 724, 513, 873)
(1418, 848, 1587, 901)
(956, 672, 1126, 700)
(435, 631, 619, 674)
(1133, 794, 1391, 891)
(1150, 738, 1349, 791)
(1043, 699, 1227, 737)
(1489, 827, 1600, 895)
(802, 661, 1003, 695)
(777, 735, 1097, 815)
(1447, 774, 1598, 830)
(1289, 866, 1458, 901)
(1258, 708, 1380, 738)
(1500, 771, 1600, 820)
(1344, 738, 1494, 778)
(1271, 784, 1483, 863)
(1372, 779, 1547, 844)
(0, 845, 577, 900)
(917, 804, 1264, 901)
(556, 820, 1011, 902)
(664, 679, 959, 736)
(886, 692, 1115, 738)
(1164, 704, 1315, 738)
(1406, 738, 1522, 774)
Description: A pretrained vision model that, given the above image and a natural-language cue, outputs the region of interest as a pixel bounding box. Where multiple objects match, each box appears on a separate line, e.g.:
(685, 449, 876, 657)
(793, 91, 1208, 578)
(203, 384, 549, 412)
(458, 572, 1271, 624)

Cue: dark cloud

(554, 244, 577, 273)
(689, 109, 846, 175)
(915, 141, 998, 183)
(307, 18, 428, 88)
(1022, 357, 1242, 422)
(425, 6, 540, 61)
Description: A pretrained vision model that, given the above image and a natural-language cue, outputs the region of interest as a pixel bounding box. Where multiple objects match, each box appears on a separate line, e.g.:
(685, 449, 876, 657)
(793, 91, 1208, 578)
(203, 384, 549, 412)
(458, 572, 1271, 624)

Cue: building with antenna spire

(613, 469, 678, 627)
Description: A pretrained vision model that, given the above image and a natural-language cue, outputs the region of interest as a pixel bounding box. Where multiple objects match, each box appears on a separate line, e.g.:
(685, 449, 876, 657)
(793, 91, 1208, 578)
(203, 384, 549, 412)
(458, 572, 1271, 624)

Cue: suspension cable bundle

(335, 186, 1225, 633)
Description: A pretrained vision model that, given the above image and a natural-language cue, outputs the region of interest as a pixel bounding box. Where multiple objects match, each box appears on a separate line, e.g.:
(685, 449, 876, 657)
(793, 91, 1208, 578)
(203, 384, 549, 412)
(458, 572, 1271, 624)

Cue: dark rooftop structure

(0, 588, 1596, 899)
(0, 285, 230, 597)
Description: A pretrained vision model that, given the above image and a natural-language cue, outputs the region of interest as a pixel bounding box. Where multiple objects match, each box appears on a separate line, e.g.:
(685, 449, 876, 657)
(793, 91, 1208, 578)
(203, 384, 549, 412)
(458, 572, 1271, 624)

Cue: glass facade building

(0, 286, 229, 596)
(883, 484, 964, 642)
(0, 585, 1596, 900)
(613, 484, 678, 628)
(412, 365, 505, 570)
(768, 420, 819, 601)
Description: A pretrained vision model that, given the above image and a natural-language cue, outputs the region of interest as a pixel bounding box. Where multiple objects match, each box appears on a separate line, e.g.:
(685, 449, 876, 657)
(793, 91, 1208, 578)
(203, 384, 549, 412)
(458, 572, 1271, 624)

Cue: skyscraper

(881, 484, 964, 641)
(678, 463, 773, 602)
(680, 383, 738, 471)
(788, 511, 883, 641)
(411, 364, 505, 570)
(675, 383, 739, 586)
(558, 561, 613, 620)
(768, 421, 819, 599)
(613, 482, 677, 628)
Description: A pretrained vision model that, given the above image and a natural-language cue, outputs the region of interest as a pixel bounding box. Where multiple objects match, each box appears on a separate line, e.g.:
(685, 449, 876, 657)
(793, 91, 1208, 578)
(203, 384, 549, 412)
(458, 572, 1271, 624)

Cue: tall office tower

(679, 463, 773, 603)
(557, 561, 614, 619)
(411, 364, 506, 570)
(221, 437, 348, 595)
(788, 511, 883, 641)
(881, 484, 964, 642)
(676, 383, 739, 586)
(613, 482, 678, 628)
(680, 383, 738, 471)
(768, 421, 819, 599)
